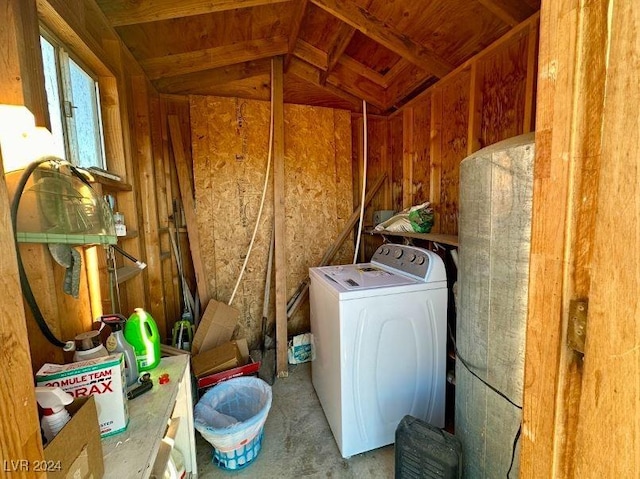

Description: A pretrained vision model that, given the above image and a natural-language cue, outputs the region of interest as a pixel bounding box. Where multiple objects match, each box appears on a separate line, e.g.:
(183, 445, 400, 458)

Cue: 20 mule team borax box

(36, 353, 129, 438)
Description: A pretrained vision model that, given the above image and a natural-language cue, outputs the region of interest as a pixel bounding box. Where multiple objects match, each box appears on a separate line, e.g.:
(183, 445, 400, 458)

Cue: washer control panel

(371, 244, 432, 281)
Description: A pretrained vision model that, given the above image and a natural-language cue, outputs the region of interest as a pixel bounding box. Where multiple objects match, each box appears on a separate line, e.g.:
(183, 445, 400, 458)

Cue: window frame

(39, 27, 108, 170)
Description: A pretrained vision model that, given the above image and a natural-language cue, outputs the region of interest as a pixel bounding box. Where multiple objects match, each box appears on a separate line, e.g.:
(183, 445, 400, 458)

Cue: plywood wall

(387, 14, 539, 236)
(191, 96, 353, 347)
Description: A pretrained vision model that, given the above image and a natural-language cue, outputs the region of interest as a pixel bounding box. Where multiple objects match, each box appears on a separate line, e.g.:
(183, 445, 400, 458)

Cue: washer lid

(315, 263, 417, 290)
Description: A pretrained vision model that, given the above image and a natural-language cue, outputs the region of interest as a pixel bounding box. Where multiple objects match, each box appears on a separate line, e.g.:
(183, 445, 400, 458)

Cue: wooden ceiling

(96, 0, 540, 113)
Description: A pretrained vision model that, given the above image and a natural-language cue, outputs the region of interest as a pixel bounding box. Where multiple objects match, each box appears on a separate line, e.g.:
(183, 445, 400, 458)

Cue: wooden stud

(402, 107, 414, 209)
(467, 61, 483, 155)
(429, 89, 442, 233)
(141, 37, 289, 80)
(273, 56, 288, 377)
(130, 76, 167, 338)
(521, 0, 610, 477)
(168, 115, 211, 308)
(337, 56, 386, 87)
(96, 0, 290, 27)
(523, 18, 539, 133)
(284, 0, 308, 71)
(0, 2, 48, 465)
(310, 0, 455, 78)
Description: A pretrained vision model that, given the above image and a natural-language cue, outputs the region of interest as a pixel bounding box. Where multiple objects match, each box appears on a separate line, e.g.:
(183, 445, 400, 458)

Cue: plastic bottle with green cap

(124, 307, 161, 371)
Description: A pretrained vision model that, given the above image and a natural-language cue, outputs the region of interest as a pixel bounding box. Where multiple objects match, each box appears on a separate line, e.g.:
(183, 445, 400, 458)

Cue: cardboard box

(191, 341, 242, 378)
(195, 339, 260, 390)
(36, 354, 129, 438)
(44, 396, 104, 479)
(191, 299, 239, 354)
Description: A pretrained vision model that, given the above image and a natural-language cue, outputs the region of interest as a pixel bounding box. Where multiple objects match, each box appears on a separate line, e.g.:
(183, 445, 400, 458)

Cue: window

(40, 32, 106, 170)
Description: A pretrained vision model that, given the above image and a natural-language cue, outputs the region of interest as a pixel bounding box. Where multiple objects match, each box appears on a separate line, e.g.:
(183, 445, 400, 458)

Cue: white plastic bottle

(35, 387, 74, 444)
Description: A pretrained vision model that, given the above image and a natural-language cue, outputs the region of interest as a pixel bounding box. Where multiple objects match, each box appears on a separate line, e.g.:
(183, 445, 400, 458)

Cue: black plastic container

(395, 415, 462, 479)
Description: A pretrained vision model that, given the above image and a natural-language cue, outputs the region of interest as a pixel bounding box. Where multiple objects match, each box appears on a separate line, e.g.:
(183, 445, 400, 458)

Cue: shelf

(101, 355, 197, 479)
(117, 230, 139, 240)
(366, 229, 459, 247)
(90, 175, 132, 192)
(115, 265, 143, 284)
(16, 231, 117, 245)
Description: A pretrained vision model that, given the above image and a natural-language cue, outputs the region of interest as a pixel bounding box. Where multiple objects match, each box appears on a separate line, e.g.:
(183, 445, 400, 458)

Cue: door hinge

(567, 299, 588, 354)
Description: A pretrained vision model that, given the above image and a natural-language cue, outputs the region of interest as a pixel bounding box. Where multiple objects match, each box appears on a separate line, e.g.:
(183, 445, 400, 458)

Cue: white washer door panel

(339, 289, 447, 457)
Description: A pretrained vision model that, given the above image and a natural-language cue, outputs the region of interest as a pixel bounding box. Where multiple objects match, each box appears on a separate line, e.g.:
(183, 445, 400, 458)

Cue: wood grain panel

(389, 113, 404, 213)
(97, 0, 290, 26)
(477, 29, 529, 149)
(310, 0, 455, 78)
(438, 69, 470, 235)
(190, 94, 352, 349)
(411, 95, 431, 206)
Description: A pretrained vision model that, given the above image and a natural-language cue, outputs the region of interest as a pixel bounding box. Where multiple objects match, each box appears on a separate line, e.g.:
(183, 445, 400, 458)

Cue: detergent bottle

(100, 313, 139, 386)
(124, 307, 161, 371)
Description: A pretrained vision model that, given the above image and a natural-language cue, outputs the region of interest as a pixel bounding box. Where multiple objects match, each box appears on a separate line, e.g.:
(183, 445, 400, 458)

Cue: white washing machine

(309, 243, 448, 458)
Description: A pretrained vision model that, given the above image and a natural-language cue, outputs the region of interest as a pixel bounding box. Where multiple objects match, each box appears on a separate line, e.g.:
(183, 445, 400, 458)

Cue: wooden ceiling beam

(284, 0, 308, 71)
(140, 36, 289, 80)
(476, 0, 536, 27)
(338, 55, 386, 86)
(310, 0, 455, 78)
(293, 39, 328, 70)
(287, 57, 362, 109)
(96, 0, 290, 27)
(152, 58, 272, 94)
(320, 23, 356, 85)
(325, 63, 386, 109)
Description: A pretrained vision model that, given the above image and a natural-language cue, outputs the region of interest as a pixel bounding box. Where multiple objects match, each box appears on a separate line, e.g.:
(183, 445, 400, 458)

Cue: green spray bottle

(124, 308, 161, 371)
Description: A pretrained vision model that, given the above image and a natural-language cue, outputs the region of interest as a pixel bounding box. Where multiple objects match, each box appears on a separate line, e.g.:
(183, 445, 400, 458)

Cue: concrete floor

(194, 362, 395, 478)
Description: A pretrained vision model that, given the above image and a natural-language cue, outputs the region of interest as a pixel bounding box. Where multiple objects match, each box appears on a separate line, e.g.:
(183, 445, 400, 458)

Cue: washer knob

(408, 253, 416, 262)
(394, 249, 403, 259)
(416, 256, 425, 265)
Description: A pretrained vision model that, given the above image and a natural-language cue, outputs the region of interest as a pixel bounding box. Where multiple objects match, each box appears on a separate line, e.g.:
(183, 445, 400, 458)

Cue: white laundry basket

(194, 377, 272, 470)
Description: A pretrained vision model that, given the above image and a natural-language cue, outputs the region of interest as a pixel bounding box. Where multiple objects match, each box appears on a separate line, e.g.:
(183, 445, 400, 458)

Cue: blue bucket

(212, 427, 264, 470)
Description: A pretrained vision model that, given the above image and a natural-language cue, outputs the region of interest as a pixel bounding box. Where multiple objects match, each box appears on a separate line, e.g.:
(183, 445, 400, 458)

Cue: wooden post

(130, 76, 167, 338)
(168, 115, 210, 308)
(402, 107, 414, 209)
(429, 89, 443, 233)
(0, 0, 47, 460)
(273, 56, 288, 378)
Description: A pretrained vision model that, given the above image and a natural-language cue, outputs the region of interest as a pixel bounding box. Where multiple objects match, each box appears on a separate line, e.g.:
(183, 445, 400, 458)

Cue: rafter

(140, 37, 289, 80)
(325, 62, 386, 109)
(293, 39, 328, 71)
(476, 0, 535, 27)
(284, 0, 308, 71)
(310, 0, 455, 78)
(152, 58, 272, 94)
(96, 0, 290, 27)
(287, 57, 362, 109)
(320, 23, 356, 85)
(338, 56, 386, 86)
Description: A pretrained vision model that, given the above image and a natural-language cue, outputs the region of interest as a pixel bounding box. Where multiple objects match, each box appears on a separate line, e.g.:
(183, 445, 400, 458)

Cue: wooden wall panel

(190, 96, 352, 348)
(386, 14, 539, 240)
(437, 69, 470, 235)
(477, 29, 530, 149)
(411, 95, 431, 205)
(389, 113, 403, 213)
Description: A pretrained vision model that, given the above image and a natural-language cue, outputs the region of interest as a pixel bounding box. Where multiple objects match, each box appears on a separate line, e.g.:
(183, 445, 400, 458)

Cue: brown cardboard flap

(44, 396, 104, 479)
(191, 341, 242, 378)
(192, 299, 239, 354)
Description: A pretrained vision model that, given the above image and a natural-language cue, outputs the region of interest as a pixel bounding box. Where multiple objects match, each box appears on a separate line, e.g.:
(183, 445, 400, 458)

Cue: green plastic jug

(124, 307, 161, 371)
